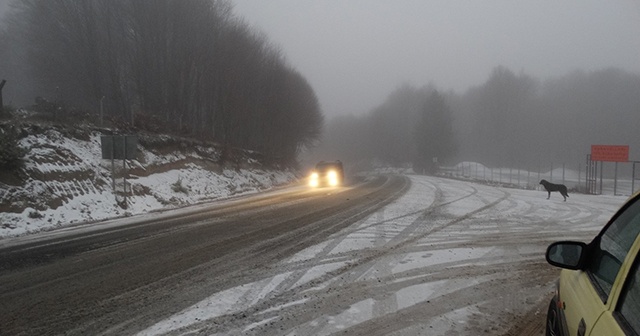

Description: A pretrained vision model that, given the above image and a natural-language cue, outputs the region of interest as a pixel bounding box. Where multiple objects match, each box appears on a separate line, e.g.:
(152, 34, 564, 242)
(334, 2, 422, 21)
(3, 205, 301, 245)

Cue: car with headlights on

(308, 160, 344, 187)
(545, 191, 640, 336)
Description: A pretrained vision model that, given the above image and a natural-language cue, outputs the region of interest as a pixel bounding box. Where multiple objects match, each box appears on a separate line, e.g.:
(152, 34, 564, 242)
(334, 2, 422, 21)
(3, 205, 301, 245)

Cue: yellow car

(545, 191, 640, 336)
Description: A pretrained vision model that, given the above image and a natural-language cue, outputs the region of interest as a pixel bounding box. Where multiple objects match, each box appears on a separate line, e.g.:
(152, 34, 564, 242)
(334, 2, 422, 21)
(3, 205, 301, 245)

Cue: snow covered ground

(134, 174, 626, 335)
(0, 125, 298, 238)
(1, 123, 631, 334)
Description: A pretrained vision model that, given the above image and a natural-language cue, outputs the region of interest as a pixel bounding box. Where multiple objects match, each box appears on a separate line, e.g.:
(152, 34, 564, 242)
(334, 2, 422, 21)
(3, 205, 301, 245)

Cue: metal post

(614, 162, 618, 196)
(586, 155, 590, 194)
(538, 167, 541, 186)
(632, 162, 636, 194)
(593, 158, 596, 194)
(518, 168, 521, 187)
(600, 161, 603, 195)
(475, 162, 478, 179)
(578, 161, 581, 187)
(111, 139, 115, 191)
(123, 136, 127, 208)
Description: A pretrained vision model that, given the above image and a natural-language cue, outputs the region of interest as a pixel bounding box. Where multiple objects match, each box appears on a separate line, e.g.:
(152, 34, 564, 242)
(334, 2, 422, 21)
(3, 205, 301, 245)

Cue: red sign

(591, 145, 629, 162)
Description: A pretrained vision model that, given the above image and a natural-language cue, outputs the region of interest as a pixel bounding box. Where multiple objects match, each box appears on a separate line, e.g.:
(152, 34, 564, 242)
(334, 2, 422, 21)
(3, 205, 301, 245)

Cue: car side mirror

(546, 241, 587, 270)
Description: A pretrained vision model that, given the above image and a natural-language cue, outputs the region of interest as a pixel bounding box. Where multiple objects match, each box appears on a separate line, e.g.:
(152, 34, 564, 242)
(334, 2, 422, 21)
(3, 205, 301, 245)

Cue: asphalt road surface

(0, 174, 622, 335)
(1, 175, 408, 335)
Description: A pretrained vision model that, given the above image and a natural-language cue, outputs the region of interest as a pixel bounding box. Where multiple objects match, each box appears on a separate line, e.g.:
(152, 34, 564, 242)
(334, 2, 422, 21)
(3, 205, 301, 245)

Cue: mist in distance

(1, 0, 639, 171)
(231, 1, 640, 170)
(309, 67, 640, 174)
(233, 0, 640, 118)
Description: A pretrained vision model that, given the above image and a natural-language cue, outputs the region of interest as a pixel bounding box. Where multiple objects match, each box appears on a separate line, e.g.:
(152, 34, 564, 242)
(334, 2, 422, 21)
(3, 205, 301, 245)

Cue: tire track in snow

(136, 176, 413, 336)
(249, 175, 414, 303)
(142, 177, 624, 336)
(238, 177, 509, 336)
(139, 176, 513, 336)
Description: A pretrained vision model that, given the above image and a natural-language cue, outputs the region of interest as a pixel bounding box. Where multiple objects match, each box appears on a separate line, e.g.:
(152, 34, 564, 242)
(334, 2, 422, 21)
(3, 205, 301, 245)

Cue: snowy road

(0, 174, 625, 335)
(139, 175, 623, 336)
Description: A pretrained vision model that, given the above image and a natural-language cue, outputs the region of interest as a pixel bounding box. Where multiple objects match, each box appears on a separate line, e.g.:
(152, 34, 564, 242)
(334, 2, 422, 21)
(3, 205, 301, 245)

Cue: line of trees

(1, 0, 323, 163)
(309, 85, 456, 173)
(454, 66, 640, 168)
(309, 66, 640, 173)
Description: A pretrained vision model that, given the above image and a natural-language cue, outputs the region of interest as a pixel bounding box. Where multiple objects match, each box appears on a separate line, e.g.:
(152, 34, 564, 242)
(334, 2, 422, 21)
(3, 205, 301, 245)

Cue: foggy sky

(232, 0, 640, 117)
(1, 0, 638, 119)
(0, 0, 7, 19)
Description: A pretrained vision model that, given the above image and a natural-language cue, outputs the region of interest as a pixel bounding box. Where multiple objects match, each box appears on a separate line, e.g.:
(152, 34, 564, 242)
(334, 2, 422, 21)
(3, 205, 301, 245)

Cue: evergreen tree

(414, 91, 456, 173)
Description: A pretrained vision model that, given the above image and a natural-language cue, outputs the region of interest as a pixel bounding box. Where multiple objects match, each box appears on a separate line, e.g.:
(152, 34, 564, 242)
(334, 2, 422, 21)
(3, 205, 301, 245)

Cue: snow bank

(0, 125, 298, 238)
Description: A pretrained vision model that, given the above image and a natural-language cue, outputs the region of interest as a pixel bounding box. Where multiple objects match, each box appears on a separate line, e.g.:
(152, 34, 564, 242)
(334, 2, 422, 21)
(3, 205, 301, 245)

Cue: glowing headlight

(328, 170, 339, 186)
(309, 172, 319, 187)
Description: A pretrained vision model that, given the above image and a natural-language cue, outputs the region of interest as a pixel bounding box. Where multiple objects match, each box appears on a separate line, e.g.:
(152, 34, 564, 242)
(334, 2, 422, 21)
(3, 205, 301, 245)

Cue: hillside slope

(0, 120, 298, 238)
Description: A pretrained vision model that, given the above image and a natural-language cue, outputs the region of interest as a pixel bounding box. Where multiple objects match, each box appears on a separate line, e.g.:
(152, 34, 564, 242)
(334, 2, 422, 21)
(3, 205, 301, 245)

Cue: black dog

(540, 179, 569, 201)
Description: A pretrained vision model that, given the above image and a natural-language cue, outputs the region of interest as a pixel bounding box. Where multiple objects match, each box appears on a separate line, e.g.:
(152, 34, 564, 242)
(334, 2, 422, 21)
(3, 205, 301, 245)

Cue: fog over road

(0, 175, 624, 335)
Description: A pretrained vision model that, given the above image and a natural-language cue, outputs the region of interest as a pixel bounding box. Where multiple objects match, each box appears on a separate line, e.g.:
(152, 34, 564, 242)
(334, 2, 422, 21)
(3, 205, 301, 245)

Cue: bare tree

(8, 0, 323, 164)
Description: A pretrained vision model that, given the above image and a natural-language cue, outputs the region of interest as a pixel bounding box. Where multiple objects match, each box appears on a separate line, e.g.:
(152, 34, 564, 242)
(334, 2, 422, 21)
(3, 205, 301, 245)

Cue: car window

(616, 257, 640, 335)
(588, 197, 640, 300)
